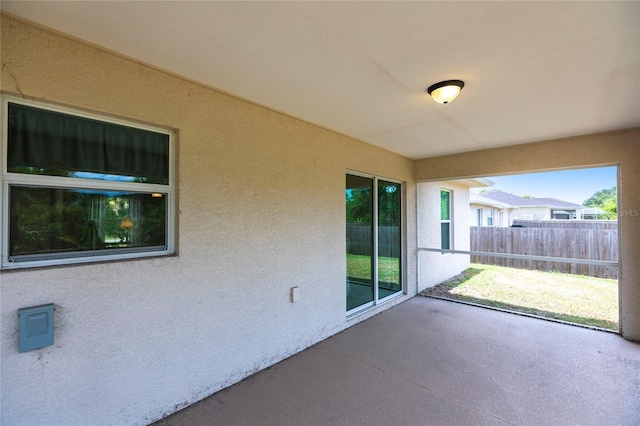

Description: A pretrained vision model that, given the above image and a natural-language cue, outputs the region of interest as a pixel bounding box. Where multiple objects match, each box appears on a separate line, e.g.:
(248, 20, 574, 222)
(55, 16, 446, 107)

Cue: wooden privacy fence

(470, 225, 618, 279)
(512, 219, 618, 230)
(346, 224, 400, 258)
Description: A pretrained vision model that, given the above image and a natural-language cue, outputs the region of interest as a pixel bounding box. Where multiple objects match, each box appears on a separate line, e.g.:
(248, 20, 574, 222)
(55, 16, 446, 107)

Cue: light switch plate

(291, 286, 300, 302)
(19, 304, 55, 353)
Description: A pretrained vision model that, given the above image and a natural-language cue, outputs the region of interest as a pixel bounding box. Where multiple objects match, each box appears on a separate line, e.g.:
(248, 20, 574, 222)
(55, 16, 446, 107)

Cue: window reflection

(378, 181, 402, 299)
(9, 186, 166, 258)
(346, 175, 374, 311)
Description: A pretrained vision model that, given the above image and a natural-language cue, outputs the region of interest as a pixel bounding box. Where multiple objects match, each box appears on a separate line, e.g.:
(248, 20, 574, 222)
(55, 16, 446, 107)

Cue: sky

(471, 166, 617, 205)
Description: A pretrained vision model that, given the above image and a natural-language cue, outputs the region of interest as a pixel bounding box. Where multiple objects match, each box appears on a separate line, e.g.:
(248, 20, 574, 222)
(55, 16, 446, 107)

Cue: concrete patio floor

(155, 297, 640, 426)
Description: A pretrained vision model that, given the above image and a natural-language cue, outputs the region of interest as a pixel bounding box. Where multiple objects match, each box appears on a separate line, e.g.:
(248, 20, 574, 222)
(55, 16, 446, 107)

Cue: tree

(346, 187, 372, 224)
(378, 183, 400, 226)
(583, 187, 617, 219)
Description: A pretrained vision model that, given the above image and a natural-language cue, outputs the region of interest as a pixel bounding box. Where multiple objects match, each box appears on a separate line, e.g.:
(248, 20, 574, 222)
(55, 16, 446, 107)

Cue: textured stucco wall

(0, 15, 417, 425)
(417, 182, 471, 290)
(416, 128, 640, 341)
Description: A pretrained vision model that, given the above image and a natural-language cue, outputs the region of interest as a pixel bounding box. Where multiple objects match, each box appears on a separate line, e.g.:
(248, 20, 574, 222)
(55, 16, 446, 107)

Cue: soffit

(2, 1, 638, 159)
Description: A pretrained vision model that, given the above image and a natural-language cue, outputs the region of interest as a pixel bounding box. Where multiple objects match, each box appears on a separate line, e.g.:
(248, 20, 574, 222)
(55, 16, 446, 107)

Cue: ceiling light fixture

(427, 80, 465, 104)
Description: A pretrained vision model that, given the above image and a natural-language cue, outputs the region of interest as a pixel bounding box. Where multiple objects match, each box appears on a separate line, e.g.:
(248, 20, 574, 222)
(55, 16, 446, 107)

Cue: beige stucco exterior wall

(417, 182, 471, 290)
(0, 15, 417, 425)
(416, 128, 640, 341)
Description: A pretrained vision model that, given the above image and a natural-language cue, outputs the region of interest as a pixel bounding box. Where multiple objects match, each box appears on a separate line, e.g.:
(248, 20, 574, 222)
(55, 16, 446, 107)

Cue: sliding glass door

(346, 174, 374, 311)
(377, 180, 402, 300)
(346, 173, 402, 313)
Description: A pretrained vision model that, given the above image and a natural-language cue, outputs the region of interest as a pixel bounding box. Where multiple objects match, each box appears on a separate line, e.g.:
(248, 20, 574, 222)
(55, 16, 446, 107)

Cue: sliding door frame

(346, 170, 405, 316)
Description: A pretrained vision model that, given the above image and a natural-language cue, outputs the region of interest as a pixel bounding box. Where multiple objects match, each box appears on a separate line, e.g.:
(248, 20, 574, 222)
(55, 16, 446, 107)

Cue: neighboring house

(481, 190, 586, 220)
(470, 192, 518, 226)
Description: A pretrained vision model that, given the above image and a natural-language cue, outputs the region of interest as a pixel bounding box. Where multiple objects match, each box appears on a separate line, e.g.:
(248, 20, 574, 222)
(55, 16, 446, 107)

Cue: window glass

(440, 190, 450, 220)
(2, 98, 173, 268)
(378, 181, 402, 299)
(346, 174, 374, 311)
(441, 223, 451, 250)
(7, 103, 169, 185)
(9, 186, 166, 260)
(440, 190, 451, 250)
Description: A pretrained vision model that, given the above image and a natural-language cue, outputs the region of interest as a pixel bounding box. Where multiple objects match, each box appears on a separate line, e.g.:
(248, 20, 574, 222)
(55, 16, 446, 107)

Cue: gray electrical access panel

(19, 304, 55, 353)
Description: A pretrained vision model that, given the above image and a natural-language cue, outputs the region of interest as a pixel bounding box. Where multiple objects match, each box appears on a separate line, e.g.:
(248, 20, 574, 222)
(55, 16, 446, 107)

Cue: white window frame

(486, 209, 493, 226)
(1, 95, 176, 269)
(440, 189, 452, 252)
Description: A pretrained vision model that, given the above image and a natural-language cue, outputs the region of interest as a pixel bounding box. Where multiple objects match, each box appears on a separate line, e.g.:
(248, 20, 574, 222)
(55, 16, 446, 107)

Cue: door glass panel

(346, 175, 374, 311)
(378, 181, 402, 299)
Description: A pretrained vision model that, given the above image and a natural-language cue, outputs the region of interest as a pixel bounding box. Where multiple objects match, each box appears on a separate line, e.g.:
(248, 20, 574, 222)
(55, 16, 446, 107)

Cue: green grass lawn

(422, 264, 619, 331)
(347, 254, 400, 284)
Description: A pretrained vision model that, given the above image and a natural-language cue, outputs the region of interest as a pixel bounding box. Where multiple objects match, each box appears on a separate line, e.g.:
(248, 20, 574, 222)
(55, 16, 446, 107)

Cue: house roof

(481, 190, 584, 209)
(470, 193, 516, 210)
(1, 2, 637, 160)
(531, 198, 586, 209)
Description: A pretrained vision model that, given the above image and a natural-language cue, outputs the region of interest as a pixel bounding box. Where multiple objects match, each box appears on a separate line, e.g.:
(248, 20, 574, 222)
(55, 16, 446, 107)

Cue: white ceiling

(2, 1, 639, 159)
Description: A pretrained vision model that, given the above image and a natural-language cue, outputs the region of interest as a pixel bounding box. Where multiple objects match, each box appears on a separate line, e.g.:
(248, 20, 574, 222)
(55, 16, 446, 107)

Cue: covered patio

(156, 297, 640, 426)
(1, 3, 638, 424)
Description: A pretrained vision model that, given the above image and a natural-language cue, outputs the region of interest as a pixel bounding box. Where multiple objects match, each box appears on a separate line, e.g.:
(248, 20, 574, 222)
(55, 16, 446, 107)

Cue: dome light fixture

(427, 80, 465, 104)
